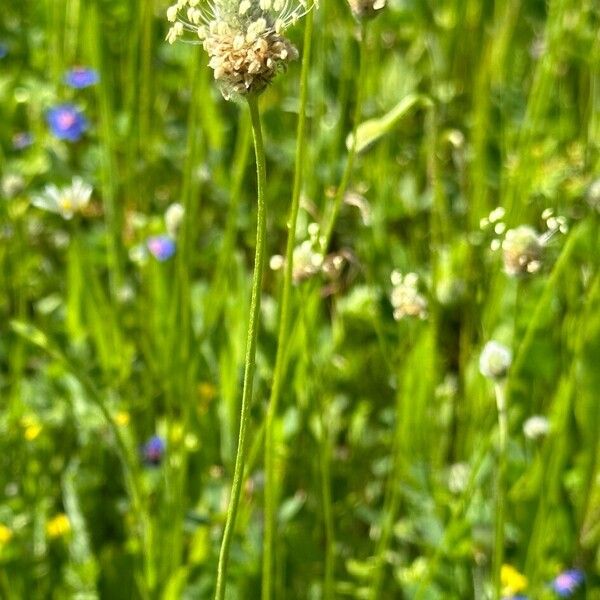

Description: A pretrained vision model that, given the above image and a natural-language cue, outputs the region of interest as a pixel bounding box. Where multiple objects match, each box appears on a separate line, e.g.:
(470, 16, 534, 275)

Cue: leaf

(10, 320, 52, 352)
(346, 94, 432, 153)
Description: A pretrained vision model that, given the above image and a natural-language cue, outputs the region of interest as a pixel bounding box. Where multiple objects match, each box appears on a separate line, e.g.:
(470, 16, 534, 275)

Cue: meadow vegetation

(0, 0, 599, 598)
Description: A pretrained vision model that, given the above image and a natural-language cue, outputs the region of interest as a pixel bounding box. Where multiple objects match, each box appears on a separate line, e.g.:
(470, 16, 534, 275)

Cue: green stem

(262, 12, 314, 600)
(493, 381, 508, 600)
(215, 94, 267, 600)
(369, 330, 409, 600)
(320, 408, 335, 600)
(321, 22, 368, 252)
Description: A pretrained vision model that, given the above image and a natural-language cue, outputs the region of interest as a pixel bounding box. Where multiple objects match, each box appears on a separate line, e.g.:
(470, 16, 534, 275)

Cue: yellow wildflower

(46, 514, 71, 539)
(0, 524, 13, 546)
(24, 423, 42, 441)
(501, 564, 528, 595)
(115, 411, 130, 426)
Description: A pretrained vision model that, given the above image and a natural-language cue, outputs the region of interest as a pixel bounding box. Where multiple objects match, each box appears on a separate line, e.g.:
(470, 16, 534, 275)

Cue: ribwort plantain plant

(166, 1, 316, 597)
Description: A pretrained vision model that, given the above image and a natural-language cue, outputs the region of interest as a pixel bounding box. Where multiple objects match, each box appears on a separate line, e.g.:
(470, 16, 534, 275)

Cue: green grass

(1, 0, 599, 598)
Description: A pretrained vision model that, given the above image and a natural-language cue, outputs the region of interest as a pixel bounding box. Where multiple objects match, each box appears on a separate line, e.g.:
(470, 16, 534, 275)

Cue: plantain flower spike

(166, 0, 315, 100)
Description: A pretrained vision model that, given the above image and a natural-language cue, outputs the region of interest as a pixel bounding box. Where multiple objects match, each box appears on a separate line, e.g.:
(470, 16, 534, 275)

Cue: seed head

(166, 0, 314, 100)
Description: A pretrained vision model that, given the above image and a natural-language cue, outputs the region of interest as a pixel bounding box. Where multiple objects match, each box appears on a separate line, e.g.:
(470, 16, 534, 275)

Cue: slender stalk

(262, 12, 314, 600)
(215, 93, 268, 600)
(321, 22, 369, 252)
(369, 328, 411, 600)
(492, 381, 508, 600)
(319, 407, 335, 600)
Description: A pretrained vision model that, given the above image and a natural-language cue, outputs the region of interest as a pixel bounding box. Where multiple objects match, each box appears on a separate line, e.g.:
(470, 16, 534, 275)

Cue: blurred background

(0, 0, 599, 598)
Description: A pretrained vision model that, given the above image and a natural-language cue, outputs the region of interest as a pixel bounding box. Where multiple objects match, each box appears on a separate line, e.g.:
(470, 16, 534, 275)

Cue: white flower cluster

(390, 271, 428, 321)
(270, 222, 324, 284)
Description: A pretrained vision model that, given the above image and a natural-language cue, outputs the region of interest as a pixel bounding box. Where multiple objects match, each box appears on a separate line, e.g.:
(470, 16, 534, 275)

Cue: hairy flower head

(166, 0, 314, 99)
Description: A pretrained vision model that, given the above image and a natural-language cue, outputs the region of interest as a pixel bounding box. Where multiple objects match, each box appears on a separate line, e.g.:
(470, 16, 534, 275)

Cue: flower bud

(479, 341, 512, 380)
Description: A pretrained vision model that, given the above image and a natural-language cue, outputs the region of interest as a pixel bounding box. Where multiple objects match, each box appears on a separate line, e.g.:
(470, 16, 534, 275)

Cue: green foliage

(1, 0, 599, 598)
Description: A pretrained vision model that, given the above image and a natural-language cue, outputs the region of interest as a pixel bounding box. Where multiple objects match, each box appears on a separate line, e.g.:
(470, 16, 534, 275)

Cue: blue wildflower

(0, 44, 7, 59)
(64, 66, 100, 89)
(46, 104, 88, 142)
(142, 436, 166, 466)
(552, 569, 584, 597)
(147, 235, 176, 261)
(12, 132, 34, 150)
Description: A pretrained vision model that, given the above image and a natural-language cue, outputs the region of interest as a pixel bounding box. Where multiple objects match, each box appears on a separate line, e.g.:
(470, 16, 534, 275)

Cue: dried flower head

(347, 0, 385, 20)
(390, 271, 428, 320)
(166, 0, 314, 100)
(502, 225, 543, 276)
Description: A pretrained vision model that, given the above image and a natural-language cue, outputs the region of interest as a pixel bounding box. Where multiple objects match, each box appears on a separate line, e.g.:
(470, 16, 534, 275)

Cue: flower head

(166, 0, 314, 99)
(501, 565, 528, 596)
(32, 177, 93, 219)
(165, 202, 185, 237)
(115, 411, 130, 427)
(64, 66, 100, 89)
(0, 524, 13, 546)
(46, 104, 88, 142)
(142, 435, 166, 466)
(523, 415, 550, 440)
(147, 235, 176, 261)
(502, 226, 544, 276)
(390, 271, 428, 320)
(47, 514, 71, 538)
(479, 340, 512, 380)
(552, 569, 584, 597)
(1, 174, 25, 199)
(12, 132, 34, 150)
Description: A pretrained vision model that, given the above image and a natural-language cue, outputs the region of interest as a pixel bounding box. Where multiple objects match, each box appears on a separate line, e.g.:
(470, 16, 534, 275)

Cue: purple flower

(142, 436, 166, 466)
(0, 44, 7, 59)
(552, 569, 584, 597)
(12, 132, 34, 150)
(147, 235, 176, 261)
(64, 66, 100, 89)
(46, 104, 88, 142)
